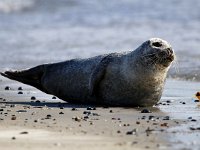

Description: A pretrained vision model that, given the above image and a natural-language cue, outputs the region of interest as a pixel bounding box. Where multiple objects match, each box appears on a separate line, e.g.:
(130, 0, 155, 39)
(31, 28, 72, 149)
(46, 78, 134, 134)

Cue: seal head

(141, 38, 174, 68)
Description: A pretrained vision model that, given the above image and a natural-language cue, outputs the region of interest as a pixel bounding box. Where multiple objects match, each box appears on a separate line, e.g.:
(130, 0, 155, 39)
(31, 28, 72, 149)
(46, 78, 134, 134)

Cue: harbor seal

(1, 38, 175, 107)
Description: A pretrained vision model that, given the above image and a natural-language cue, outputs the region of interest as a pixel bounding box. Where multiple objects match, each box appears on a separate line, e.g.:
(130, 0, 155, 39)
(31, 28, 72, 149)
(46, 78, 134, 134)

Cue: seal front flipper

(89, 54, 113, 97)
(1, 65, 49, 93)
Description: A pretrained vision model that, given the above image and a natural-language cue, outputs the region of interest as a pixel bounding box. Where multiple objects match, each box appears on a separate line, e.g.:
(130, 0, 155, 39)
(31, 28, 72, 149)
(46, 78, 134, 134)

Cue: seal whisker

(145, 56, 159, 68)
(141, 52, 158, 57)
(150, 57, 159, 66)
(172, 55, 179, 73)
(141, 54, 157, 62)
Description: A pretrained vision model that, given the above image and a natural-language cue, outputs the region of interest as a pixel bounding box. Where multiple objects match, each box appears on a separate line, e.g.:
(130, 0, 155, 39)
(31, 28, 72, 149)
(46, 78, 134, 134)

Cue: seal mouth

(158, 49, 174, 67)
(166, 55, 174, 62)
(143, 48, 174, 67)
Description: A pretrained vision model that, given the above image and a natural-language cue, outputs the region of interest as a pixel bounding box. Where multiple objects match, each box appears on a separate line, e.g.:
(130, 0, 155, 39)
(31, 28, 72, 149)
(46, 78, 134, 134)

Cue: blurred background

(0, 0, 200, 80)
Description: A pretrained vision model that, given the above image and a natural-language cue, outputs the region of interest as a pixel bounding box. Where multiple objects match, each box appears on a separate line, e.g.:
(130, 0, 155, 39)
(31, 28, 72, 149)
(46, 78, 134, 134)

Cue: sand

(0, 75, 200, 150)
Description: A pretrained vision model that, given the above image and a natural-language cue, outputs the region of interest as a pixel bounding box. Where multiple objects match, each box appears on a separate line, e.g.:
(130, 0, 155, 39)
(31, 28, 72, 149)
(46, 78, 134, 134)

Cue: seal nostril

(167, 48, 173, 55)
(152, 42, 162, 47)
(170, 49, 173, 54)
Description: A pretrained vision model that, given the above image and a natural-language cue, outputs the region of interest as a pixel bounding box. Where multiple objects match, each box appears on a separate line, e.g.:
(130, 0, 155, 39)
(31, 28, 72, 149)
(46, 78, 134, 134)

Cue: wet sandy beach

(0, 75, 200, 150)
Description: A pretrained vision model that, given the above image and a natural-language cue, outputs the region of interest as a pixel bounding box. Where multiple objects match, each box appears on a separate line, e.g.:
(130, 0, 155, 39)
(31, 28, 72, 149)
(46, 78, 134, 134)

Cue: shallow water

(0, 0, 200, 80)
(161, 80, 200, 149)
(161, 79, 200, 119)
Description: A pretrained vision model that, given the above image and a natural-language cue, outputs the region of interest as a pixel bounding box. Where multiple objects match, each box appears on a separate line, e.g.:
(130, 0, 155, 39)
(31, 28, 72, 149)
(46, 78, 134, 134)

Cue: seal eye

(152, 42, 162, 47)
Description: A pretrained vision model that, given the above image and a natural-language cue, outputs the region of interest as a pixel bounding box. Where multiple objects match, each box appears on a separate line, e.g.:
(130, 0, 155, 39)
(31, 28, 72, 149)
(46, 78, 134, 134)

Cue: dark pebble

(148, 116, 154, 120)
(46, 114, 52, 119)
(84, 116, 89, 119)
(141, 116, 146, 120)
(83, 111, 91, 115)
(20, 131, 28, 134)
(141, 109, 151, 113)
(117, 130, 121, 134)
(18, 91, 23, 94)
(160, 123, 168, 127)
(59, 112, 64, 114)
(189, 127, 200, 130)
(194, 100, 199, 102)
(136, 121, 140, 124)
(191, 119, 197, 122)
(34, 120, 38, 123)
(35, 100, 41, 103)
(52, 96, 56, 99)
(31, 96, 36, 100)
(126, 129, 137, 135)
(73, 116, 81, 122)
(163, 116, 170, 120)
(11, 116, 17, 120)
(182, 102, 186, 104)
(5, 86, 11, 90)
(60, 107, 64, 109)
(87, 107, 96, 110)
(10, 105, 16, 108)
(11, 137, 16, 140)
(109, 110, 113, 113)
(166, 100, 171, 103)
(123, 124, 130, 126)
(188, 117, 192, 119)
(71, 108, 77, 111)
(17, 110, 27, 113)
(18, 87, 23, 90)
(0, 109, 3, 111)
(190, 127, 196, 130)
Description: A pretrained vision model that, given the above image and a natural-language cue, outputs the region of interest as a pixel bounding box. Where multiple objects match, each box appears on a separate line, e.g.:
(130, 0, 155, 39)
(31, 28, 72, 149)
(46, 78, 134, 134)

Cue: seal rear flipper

(89, 54, 113, 97)
(1, 65, 49, 94)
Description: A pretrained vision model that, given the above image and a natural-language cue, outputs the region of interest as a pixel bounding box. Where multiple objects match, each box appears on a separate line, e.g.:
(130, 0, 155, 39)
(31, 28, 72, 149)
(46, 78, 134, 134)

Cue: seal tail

(1, 65, 48, 93)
